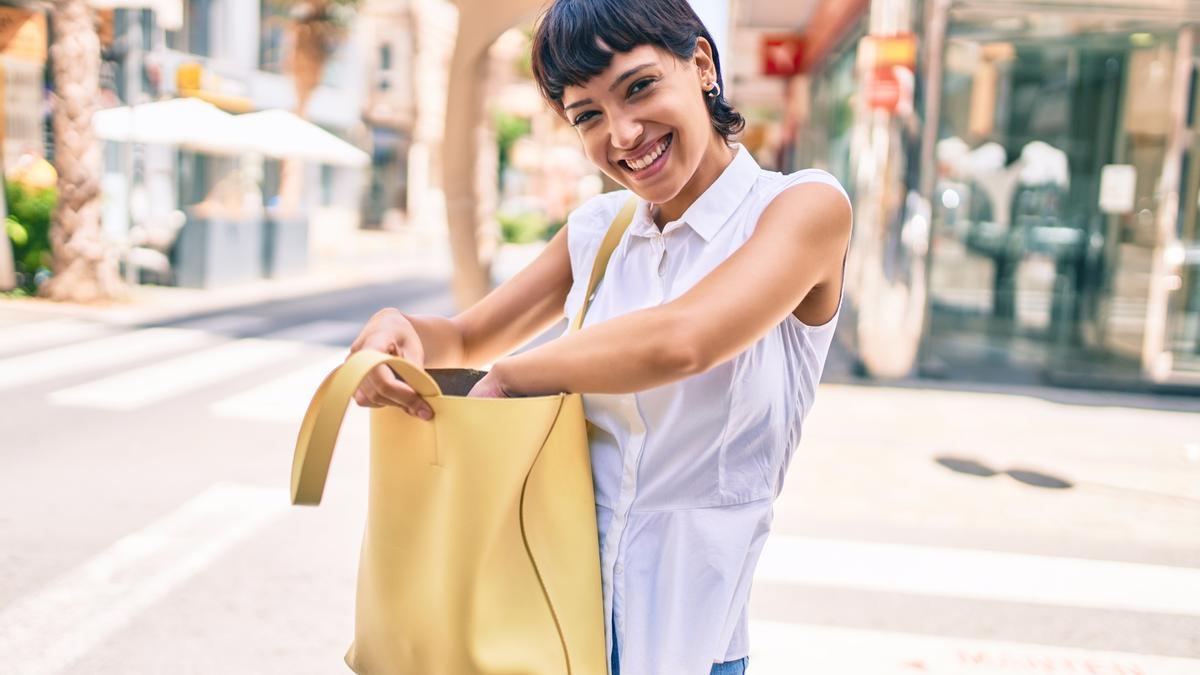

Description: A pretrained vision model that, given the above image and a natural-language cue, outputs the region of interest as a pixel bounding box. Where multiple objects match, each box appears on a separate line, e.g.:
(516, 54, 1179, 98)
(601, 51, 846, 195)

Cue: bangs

(529, 0, 744, 142)
(531, 0, 699, 108)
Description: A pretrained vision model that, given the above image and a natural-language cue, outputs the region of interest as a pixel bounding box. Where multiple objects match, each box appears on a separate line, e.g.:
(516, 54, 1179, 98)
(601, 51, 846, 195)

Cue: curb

(0, 259, 451, 327)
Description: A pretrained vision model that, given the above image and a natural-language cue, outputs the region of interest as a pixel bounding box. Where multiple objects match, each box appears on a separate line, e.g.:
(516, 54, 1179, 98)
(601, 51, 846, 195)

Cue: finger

(353, 384, 381, 408)
(362, 367, 426, 418)
(374, 365, 435, 419)
(358, 375, 409, 411)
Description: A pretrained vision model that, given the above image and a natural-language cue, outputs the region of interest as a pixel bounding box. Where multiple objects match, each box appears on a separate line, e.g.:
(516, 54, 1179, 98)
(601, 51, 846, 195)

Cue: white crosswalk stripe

(209, 348, 349, 423)
(0, 318, 114, 357)
(756, 535, 1200, 618)
(0, 327, 219, 392)
(257, 319, 362, 345)
(46, 337, 309, 411)
(746, 620, 1200, 674)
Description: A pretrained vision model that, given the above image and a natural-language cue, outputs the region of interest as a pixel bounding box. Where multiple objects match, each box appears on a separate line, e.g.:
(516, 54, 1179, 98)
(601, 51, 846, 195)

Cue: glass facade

(924, 9, 1199, 387)
(798, 1, 1200, 389)
(795, 32, 862, 203)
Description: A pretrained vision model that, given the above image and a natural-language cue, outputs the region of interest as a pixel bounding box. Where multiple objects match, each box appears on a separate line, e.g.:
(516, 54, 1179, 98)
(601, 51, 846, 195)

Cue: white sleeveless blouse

(560, 143, 851, 675)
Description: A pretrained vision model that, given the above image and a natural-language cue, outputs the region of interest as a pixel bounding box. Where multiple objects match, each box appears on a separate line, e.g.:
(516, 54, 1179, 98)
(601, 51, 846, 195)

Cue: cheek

(581, 136, 609, 171)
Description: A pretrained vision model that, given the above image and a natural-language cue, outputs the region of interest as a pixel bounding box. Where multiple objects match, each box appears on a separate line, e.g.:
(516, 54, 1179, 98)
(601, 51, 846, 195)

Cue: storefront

(793, 0, 1200, 390)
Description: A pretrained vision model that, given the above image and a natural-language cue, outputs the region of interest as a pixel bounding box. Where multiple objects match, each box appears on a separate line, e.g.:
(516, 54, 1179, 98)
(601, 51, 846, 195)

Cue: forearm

(494, 306, 700, 396)
(397, 311, 467, 368)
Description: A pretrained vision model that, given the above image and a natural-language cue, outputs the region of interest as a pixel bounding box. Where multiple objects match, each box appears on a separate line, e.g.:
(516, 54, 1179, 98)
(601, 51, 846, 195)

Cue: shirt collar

(627, 143, 760, 242)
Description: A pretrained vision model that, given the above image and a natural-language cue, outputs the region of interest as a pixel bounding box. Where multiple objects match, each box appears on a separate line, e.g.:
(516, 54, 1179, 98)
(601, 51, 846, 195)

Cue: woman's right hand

(347, 308, 435, 420)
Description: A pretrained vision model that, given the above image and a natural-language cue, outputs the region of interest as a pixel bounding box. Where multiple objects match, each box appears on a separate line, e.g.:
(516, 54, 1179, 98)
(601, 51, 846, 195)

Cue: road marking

(0, 482, 289, 675)
(756, 535, 1200, 618)
(46, 337, 307, 411)
(0, 318, 113, 357)
(209, 349, 348, 423)
(170, 313, 274, 336)
(258, 319, 363, 345)
(0, 327, 218, 392)
(746, 620, 1200, 674)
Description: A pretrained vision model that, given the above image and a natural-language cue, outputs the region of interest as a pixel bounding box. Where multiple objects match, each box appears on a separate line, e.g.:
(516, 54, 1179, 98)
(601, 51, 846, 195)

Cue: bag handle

(291, 349, 442, 505)
(567, 195, 639, 334)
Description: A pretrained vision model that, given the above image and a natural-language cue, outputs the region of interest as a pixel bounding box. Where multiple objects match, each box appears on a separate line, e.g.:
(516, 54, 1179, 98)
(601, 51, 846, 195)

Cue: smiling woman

(345, 1, 853, 673)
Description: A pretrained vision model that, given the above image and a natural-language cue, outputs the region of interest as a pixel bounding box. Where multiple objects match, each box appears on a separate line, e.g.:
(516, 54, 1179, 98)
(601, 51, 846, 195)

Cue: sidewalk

(0, 227, 455, 327)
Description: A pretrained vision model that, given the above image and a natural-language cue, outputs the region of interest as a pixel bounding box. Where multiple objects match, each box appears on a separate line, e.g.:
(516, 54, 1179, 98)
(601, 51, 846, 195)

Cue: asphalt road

(1, 277, 1197, 675)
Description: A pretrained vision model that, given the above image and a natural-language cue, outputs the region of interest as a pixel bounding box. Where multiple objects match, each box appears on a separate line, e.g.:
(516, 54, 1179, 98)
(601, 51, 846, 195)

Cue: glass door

(922, 7, 1191, 386)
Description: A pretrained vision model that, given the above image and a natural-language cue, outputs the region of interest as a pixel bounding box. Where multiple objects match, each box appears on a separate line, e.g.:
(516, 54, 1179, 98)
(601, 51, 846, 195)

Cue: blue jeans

(610, 614, 748, 675)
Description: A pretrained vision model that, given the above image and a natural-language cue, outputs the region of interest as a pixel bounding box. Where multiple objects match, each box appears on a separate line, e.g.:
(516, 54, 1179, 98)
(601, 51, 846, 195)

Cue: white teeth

(626, 136, 669, 171)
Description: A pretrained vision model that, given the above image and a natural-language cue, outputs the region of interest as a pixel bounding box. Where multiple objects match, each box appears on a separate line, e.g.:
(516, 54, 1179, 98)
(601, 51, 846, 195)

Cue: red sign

(761, 35, 804, 77)
(866, 66, 900, 110)
(865, 65, 915, 114)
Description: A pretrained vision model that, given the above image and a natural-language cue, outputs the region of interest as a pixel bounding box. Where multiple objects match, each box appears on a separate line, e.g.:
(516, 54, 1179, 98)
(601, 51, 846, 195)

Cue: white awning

(233, 110, 371, 168)
(93, 98, 253, 155)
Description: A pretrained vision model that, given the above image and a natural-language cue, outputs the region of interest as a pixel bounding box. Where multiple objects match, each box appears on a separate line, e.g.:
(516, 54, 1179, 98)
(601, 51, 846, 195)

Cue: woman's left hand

(467, 365, 515, 398)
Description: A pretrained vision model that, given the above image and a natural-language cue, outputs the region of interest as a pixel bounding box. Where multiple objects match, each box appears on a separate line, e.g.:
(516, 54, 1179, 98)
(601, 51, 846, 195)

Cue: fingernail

(418, 408, 433, 420)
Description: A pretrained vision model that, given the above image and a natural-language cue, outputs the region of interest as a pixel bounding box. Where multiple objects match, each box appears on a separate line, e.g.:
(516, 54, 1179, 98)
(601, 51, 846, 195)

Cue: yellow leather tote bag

(290, 196, 637, 675)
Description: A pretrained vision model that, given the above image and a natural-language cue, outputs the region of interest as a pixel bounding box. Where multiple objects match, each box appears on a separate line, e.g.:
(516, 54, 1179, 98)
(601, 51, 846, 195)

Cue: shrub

(497, 208, 549, 244)
(5, 180, 56, 294)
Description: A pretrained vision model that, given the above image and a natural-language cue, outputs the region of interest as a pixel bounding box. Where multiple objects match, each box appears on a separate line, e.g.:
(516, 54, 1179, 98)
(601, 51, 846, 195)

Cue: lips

(618, 133, 672, 174)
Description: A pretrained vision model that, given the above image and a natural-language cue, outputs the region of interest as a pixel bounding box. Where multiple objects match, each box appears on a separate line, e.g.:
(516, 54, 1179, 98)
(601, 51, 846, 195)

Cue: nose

(607, 111, 643, 156)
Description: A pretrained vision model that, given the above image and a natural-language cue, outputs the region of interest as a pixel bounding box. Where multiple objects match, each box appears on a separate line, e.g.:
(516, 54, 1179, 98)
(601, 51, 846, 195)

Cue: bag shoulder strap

(568, 195, 638, 334)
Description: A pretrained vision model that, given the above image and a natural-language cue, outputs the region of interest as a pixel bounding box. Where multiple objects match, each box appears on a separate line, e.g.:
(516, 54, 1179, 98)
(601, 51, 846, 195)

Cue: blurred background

(0, 0, 1197, 673)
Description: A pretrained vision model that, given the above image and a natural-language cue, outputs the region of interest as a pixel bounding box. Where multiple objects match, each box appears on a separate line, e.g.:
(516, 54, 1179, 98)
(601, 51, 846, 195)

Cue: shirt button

(614, 562, 624, 575)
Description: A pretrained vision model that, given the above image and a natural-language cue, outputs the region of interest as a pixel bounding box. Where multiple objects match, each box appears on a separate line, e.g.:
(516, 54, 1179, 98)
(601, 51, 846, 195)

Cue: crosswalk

(1, 314, 1198, 674)
(0, 483, 290, 675)
(1, 315, 362, 418)
(746, 620, 1200, 674)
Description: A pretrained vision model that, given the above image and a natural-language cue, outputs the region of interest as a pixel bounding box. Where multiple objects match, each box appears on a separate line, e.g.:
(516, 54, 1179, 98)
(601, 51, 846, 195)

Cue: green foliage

(5, 180, 57, 293)
(494, 110, 531, 149)
(492, 109, 532, 192)
(497, 209, 549, 244)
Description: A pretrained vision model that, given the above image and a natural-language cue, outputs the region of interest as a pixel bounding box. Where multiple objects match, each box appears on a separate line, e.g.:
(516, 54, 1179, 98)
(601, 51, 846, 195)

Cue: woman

(347, 0, 853, 673)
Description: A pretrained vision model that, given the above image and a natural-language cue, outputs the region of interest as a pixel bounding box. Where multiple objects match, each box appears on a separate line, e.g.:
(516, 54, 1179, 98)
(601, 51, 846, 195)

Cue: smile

(619, 134, 673, 178)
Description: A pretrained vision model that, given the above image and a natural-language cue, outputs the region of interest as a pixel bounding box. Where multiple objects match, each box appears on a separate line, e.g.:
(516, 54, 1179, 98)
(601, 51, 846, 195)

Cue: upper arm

(664, 181, 853, 372)
(453, 223, 574, 368)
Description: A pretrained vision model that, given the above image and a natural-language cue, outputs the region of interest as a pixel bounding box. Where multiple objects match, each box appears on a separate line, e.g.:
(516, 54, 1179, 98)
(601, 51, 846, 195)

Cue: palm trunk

(40, 0, 124, 302)
(277, 5, 334, 216)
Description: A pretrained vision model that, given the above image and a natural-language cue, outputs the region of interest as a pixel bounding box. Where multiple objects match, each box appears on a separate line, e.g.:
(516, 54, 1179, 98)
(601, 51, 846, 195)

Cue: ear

(692, 36, 718, 85)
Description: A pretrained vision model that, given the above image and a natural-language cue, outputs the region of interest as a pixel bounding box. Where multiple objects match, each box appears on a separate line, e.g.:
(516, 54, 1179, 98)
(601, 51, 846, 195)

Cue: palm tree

(40, 0, 124, 302)
(269, 0, 360, 214)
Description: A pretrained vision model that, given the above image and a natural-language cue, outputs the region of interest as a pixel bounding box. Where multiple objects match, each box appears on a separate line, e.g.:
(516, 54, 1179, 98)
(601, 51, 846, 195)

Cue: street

(0, 275, 1198, 675)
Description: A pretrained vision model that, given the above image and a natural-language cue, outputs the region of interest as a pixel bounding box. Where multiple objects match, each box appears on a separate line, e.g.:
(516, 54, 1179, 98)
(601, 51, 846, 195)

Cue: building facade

(746, 0, 1200, 391)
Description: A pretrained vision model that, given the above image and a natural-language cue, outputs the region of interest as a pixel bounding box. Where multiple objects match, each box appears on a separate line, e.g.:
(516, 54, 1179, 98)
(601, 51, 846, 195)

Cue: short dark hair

(530, 0, 745, 143)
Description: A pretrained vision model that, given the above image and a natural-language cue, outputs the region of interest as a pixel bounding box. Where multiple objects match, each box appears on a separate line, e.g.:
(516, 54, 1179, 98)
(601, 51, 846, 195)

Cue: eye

(571, 110, 598, 126)
(628, 77, 655, 97)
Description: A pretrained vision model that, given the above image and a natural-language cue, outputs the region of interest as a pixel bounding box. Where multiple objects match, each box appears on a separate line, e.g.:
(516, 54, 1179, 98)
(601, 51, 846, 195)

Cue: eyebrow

(562, 63, 656, 111)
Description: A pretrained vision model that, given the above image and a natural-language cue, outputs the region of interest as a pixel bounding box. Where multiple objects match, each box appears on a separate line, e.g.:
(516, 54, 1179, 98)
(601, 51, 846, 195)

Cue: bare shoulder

(754, 173, 853, 325)
(758, 175, 853, 244)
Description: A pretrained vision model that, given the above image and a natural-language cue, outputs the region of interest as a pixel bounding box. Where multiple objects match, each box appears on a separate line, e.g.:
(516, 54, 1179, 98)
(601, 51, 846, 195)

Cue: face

(560, 41, 720, 205)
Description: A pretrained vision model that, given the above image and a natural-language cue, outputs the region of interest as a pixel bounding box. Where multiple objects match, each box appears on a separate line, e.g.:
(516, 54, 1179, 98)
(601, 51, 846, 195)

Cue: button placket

(651, 232, 667, 277)
(648, 232, 668, 304)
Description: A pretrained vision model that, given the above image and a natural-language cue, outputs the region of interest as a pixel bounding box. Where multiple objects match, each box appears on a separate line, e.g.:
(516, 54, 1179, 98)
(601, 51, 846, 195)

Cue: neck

(651, 135, 737, 228)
